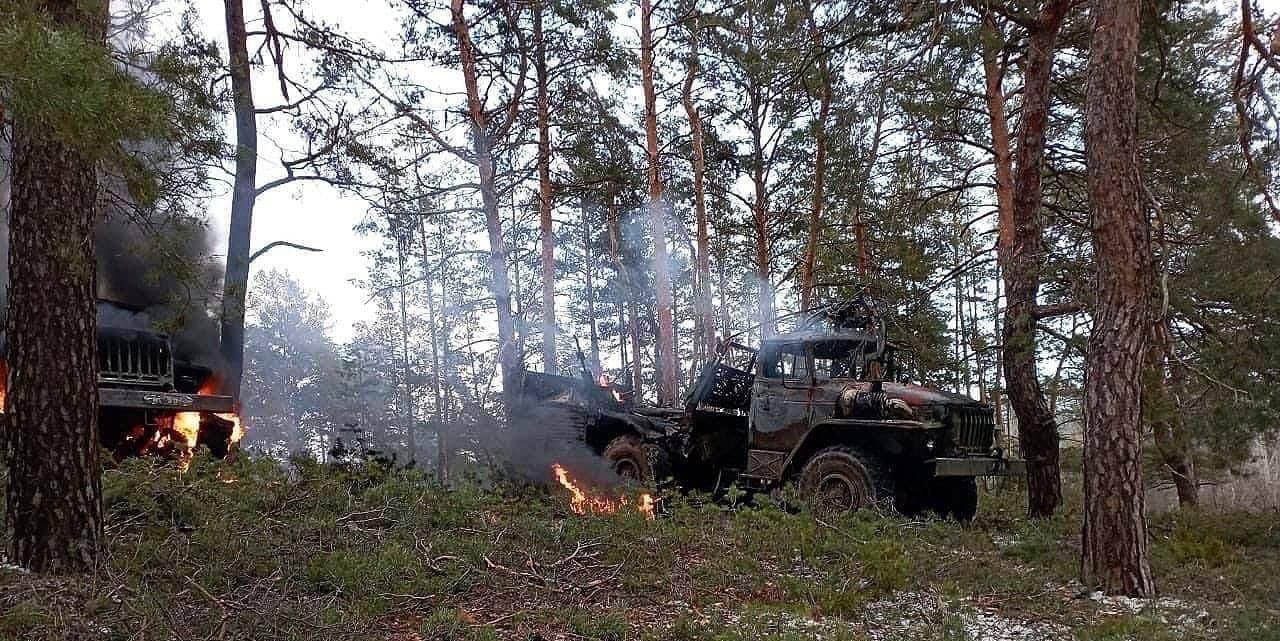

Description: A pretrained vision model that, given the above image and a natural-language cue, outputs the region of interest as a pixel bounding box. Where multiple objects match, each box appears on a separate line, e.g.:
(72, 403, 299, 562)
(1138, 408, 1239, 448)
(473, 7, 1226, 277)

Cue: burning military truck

(1, 300, 241, 463)
(521, 296, 1024, 520)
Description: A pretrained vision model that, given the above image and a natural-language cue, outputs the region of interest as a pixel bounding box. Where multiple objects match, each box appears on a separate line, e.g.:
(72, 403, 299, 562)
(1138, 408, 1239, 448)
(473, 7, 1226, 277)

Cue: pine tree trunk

(984, 3, 1070, 518)
(5, 0, 106, 574)
(452, 0, 519, 403)
(848, 88, 885, 282)
(395, 225, 415, 457)
(534, 2, 557, 373)
(681, 31, 716, 362)
(605, 194, 630, 384)
(800, 8, 831, 312)
(1081, 0, 1155, 596)
(582, 203, 600, 368)
(1147, 190, 1197, 508)
(640, 0, 677, 405)
(219, 0, 258, 398)
(750, 122, 773, 335)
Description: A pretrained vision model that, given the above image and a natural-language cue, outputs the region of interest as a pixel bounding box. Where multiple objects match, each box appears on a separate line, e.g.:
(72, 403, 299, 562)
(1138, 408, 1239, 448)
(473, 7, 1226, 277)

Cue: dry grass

(0, 454, 1276, 641)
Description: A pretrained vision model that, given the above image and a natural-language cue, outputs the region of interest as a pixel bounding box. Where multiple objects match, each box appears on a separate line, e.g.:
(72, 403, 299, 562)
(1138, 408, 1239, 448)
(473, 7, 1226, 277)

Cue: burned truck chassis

(95, 302, 237, 458)
(523, 300, 1024, 519)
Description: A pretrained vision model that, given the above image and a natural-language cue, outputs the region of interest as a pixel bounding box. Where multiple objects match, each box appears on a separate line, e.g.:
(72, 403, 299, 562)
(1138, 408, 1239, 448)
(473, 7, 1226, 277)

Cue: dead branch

(248, 241, 323, 264)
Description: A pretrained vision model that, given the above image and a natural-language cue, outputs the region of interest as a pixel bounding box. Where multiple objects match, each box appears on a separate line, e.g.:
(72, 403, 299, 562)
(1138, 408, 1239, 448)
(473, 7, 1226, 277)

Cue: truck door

(749, 342, 813, 453)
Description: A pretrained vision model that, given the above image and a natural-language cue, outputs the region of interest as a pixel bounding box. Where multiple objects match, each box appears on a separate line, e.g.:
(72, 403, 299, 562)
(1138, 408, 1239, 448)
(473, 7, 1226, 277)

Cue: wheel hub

(816, 472, 870, 514)
(613, 458, 642, 480)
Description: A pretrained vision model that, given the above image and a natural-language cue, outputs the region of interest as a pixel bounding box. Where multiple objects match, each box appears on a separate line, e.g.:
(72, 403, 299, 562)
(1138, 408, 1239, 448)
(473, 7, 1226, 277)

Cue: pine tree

(1081, 0, 1155, 597)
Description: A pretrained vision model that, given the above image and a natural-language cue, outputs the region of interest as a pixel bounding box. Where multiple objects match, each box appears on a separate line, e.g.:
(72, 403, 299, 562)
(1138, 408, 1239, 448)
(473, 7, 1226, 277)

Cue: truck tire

(930, 477, 978, 522)
(798, 446, 894, 516)
(602, 434, 670, 486)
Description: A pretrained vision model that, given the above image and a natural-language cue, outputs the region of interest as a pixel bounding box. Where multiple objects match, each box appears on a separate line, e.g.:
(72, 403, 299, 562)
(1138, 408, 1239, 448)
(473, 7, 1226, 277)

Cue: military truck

(520, 297, 1024, 519)
(95, 300, 239, 458)
(1, 301, 238, 458)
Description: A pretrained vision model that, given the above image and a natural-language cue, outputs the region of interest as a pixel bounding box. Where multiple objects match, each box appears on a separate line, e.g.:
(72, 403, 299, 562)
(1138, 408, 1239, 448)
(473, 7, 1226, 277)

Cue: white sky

(181, 0, 1280, 344)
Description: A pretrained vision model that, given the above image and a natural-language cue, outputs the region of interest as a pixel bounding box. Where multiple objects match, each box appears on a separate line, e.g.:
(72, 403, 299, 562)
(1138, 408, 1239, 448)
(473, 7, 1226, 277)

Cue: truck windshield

(761, 343, 807, 380)
(811, 339, 879, 381)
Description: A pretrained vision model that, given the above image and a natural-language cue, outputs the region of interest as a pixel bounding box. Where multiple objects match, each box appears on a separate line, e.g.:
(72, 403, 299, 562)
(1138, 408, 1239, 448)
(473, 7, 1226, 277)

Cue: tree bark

(640, 0, 677, 405)
(1081, 0, 1156, 596)
(983, 3, 1070, 518)
(5, 0, 106, 574)
(452, 0, 519, 403)
(534, 2, 557, 373)
(750, 116, 774, 336)
(681, 28, 716, 364)
(218, 0, 258, 399)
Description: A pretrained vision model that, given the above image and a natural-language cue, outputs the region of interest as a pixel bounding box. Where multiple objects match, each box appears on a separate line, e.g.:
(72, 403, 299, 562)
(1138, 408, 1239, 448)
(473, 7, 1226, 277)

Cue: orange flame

(197, 377, 244, 448)
(551, 463, 655, 520)
(0, 358, 8, 413)
(173, 412, 201, 449)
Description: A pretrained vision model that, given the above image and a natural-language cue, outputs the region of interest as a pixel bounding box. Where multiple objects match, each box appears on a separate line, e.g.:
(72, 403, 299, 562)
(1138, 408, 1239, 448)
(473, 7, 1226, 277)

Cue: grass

(0, 453, 1277, 640)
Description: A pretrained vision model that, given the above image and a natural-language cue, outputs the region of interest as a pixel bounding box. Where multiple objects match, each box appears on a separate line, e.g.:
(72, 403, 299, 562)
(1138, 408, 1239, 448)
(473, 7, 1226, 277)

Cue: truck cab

(726, 330, 1021, 517)
(674, 322, 1022, 518)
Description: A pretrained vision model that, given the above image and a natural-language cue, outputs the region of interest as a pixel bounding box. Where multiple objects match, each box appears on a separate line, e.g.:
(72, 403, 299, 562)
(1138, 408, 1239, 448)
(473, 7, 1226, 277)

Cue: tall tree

(640, 0, 677, 405)
(218, 0, 257, 397)
(981, 0, 1074, 518)
(1081, 0, 1155, 596)
(799, 0, 833, 312)
(533, 0, 557, 373)
(452, 0, 524, 403)
(682, 19, 716, 362)
(3, 0, 109, 573)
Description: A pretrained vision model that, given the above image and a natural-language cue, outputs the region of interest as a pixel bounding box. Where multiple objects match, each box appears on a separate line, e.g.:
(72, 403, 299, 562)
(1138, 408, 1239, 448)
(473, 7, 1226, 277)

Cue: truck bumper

(929, 456, 1026, 477)
(100, 389, 235, 413)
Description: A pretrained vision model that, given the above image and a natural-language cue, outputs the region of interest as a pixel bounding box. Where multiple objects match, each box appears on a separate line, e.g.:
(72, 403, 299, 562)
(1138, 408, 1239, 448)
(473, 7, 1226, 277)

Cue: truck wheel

(930, 478, 978, 521)
(602, 434, 670, 486)
(798, 446, 894, 516)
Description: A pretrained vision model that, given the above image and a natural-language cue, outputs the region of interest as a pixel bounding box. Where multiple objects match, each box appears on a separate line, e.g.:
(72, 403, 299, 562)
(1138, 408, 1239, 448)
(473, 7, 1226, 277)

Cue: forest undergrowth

(1, 454, 1276, 641)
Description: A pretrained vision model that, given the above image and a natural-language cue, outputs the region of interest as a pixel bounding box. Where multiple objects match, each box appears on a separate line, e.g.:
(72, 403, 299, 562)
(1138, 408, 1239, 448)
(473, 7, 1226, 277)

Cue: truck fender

(780, 420, 918, 480)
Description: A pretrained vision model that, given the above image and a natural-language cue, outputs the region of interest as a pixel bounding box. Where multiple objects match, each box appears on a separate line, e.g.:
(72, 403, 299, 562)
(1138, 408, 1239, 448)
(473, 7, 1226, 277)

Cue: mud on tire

(798, 445, 895, 516)
(602, 434, 671, 486)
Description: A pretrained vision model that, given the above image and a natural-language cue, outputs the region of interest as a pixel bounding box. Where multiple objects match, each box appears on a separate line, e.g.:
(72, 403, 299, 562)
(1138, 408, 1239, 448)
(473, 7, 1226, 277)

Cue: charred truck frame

(95, 300, 238, 459)
(521, 296, 1025, 519)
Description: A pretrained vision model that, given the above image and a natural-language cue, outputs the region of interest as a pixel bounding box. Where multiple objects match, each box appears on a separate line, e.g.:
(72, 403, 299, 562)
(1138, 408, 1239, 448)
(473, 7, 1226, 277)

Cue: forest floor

(1, 455, 1277, 641)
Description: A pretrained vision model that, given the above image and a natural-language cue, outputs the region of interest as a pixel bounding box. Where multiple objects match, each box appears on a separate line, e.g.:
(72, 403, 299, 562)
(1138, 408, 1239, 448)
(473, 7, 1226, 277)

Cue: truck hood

(879, 382, 983, 408)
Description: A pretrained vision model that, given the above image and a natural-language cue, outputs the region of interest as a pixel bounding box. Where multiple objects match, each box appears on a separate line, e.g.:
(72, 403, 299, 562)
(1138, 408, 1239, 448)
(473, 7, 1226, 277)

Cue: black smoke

(0, 209, 226, 373)
(94, 214, 226, 369)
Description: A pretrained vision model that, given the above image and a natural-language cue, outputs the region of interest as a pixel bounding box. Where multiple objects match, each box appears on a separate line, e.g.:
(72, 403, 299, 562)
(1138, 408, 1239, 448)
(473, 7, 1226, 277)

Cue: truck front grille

(98, 331, 172, 387)
(951, 406, 995, 452)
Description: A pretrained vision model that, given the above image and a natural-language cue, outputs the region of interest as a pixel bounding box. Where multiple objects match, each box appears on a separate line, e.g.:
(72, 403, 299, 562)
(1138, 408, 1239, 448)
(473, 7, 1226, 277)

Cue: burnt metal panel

(100, 389, 234, 413)
(743, 449, 787, 480)
(749, 378, 814, 451)
(930, 456, 1025, 477)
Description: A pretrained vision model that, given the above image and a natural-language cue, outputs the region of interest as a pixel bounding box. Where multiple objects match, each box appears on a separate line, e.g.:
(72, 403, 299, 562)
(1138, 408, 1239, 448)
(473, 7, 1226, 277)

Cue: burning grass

(0, 456, 1276, 641)
(551, 463, 654, 519)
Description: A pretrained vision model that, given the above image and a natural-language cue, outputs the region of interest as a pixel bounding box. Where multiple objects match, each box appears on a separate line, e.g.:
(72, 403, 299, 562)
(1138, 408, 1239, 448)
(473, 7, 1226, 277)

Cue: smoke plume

(0, 210, 226, 371)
